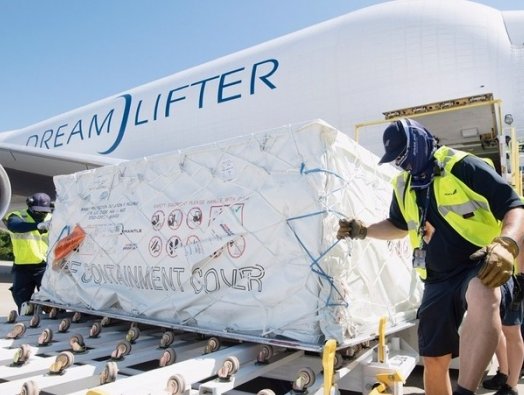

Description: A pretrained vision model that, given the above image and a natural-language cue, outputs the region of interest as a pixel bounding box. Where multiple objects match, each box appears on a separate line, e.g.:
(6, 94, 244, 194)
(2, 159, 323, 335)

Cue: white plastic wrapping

(35, 120, 422, 347)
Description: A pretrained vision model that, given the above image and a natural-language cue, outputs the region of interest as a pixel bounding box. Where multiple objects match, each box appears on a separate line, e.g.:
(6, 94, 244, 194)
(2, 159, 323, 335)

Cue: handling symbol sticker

(227, 236, 246, 258)
(151, 210, 165, 231)
(168, 209, 183, 230)
(149, 236, 163, 257)
(166, 236, 182, 258)
(186, 235, 203, 255)
(186, 207, 203, 229)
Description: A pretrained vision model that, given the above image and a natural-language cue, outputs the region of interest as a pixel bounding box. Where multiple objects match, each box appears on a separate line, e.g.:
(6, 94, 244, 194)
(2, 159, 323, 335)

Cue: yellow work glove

(469, 236, 519, 288)
(337, 219, 367, 240)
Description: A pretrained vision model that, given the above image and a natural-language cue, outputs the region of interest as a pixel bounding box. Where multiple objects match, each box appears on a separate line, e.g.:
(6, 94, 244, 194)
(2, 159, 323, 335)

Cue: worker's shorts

(500, 276, 523, 327)
(416, 266, 479, 358)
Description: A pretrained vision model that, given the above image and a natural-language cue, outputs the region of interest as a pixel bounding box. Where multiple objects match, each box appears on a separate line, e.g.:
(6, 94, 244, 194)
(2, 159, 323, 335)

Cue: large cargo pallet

(0, 305, 418, 395)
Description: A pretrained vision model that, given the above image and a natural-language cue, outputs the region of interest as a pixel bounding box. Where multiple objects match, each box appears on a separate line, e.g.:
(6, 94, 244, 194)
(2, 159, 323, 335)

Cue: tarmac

(0, 260, 521, 394)
(0, 260, 16, 316)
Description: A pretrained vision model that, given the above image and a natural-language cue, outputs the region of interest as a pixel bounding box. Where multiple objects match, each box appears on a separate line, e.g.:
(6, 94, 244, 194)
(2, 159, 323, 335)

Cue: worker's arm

(337, 218, 407, 241)
(367, 219, 408, 240)
(5, 214, 39, 233)
(499, 207, 524, 255)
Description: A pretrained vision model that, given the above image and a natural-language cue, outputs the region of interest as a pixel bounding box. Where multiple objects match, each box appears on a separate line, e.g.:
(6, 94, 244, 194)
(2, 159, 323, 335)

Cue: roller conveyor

(0, 308, 418, 395)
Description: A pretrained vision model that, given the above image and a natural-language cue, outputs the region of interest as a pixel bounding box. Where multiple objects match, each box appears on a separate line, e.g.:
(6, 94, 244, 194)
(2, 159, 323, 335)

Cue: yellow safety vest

(4, 210, 52, 265)
(393, 146, 501, 279)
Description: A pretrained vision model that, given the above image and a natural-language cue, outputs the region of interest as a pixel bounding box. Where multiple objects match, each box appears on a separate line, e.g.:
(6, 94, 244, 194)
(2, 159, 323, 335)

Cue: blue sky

(0, 0, 522, 132)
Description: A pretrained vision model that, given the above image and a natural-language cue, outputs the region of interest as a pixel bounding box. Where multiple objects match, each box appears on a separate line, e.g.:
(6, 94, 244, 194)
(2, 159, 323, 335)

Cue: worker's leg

(423, 354, 453, 395)
(418, 279, 465, 395)
(522, 323, 524, 376)
(458, 276, 501, 391)
(495, 334, 509, 375)
(10, 268, 35, 313)
(498, 276, 524, 392)
(502, 324, 523, 389)
(485, 276, 524, 393)
(32, 266, 46, 291)
(482, 333, 509, 390)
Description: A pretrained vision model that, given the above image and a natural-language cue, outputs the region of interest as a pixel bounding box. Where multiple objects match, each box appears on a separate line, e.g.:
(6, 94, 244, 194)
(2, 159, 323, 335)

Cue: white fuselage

(0, 0, 522, 168)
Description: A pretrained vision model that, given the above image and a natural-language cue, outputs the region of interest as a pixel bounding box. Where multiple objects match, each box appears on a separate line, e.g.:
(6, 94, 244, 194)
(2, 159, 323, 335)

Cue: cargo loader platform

(0, 307, 418, 395)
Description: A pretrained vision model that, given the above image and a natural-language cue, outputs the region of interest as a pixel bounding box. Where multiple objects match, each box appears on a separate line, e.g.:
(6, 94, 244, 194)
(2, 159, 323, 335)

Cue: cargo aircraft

(1, 0, 523, 218)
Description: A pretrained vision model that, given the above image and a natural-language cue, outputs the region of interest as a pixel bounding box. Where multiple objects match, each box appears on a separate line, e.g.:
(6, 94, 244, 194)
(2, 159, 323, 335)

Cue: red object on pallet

(53, 224, 86, 269)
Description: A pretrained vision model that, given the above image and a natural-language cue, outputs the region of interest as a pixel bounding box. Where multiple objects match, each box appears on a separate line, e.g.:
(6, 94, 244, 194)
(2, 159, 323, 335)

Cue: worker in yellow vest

(337, 118, 524, 395)
(2, 193, 53, 314)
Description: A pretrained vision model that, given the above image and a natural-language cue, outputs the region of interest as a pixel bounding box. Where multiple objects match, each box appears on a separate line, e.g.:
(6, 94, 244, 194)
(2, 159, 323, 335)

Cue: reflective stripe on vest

(6, 210, 51, 265)
(393, 146, 502, 279)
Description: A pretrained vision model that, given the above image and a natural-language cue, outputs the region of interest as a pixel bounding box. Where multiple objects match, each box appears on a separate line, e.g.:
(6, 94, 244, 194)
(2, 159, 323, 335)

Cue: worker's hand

(470, 236, 519, 288)
(337, 219, 367, 240)
(37, 221, 50, 233)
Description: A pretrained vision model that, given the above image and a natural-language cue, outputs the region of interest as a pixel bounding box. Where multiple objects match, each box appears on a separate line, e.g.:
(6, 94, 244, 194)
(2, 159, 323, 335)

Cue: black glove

(337, 219, 367, 240)
(470, 236, 519, 288)
(511, 273, 524, 310)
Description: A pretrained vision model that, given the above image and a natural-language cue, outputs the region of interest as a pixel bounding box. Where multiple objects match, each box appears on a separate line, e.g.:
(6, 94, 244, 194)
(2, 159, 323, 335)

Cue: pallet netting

(34, 119, 423, 349)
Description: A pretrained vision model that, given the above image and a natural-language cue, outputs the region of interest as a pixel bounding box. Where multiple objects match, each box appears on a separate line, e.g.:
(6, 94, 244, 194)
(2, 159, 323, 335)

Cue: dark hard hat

(378, 121, 408, 164)
(27, 193, 52, 213)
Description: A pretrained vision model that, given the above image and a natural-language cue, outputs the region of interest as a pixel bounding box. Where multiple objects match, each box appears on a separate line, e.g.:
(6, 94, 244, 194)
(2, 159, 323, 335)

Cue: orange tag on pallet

(53, 225, 86, 268)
